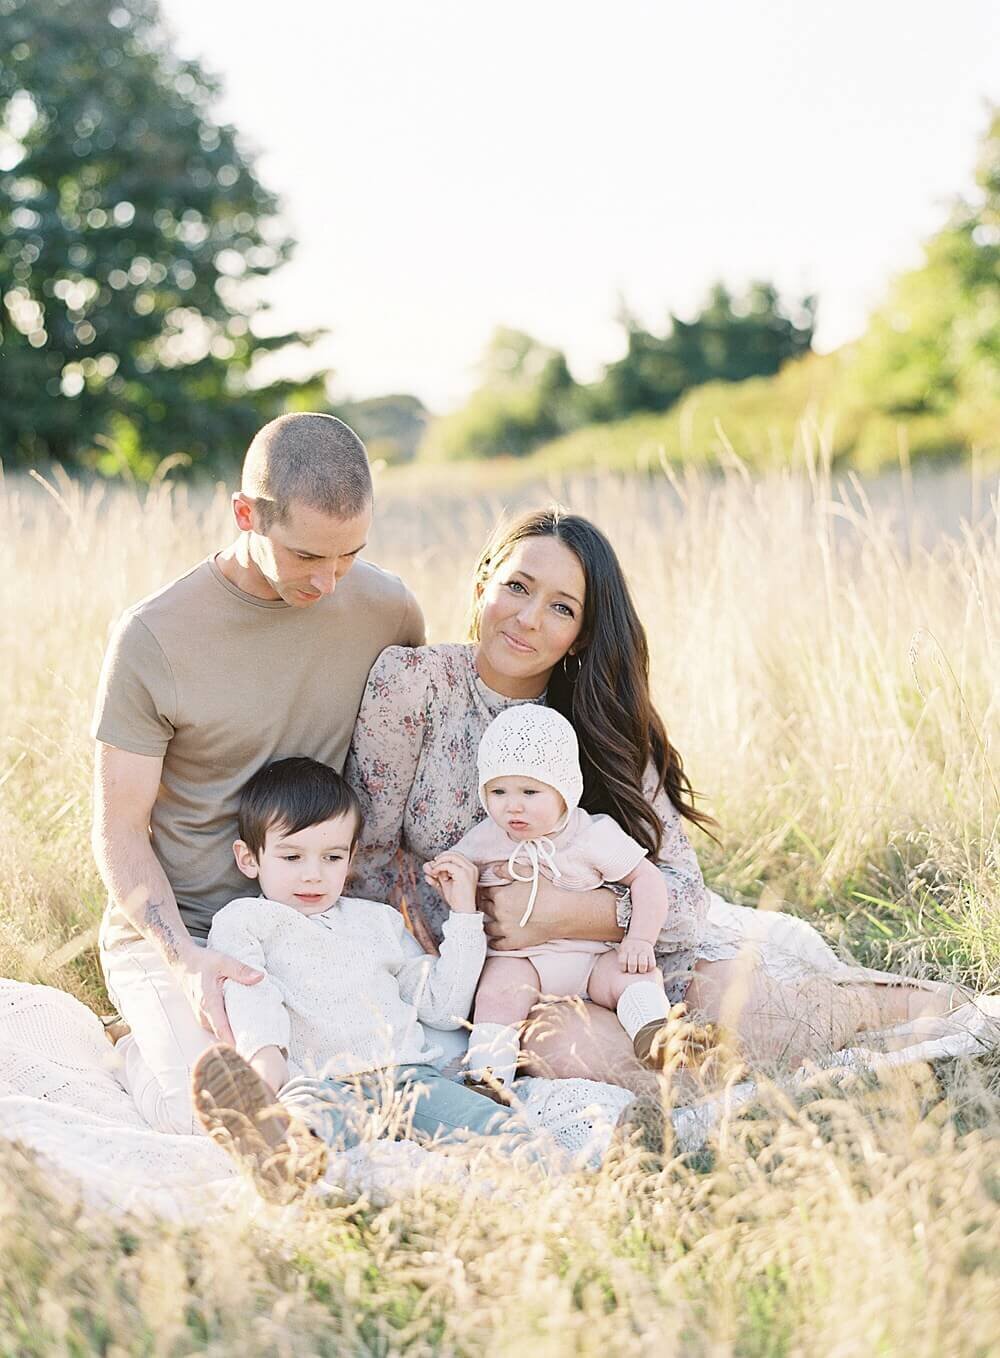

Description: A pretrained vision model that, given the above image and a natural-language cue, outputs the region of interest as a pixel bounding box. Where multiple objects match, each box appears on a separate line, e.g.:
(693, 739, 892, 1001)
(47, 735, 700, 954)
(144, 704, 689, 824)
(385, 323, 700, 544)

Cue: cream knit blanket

(2, 978, 999, 1222)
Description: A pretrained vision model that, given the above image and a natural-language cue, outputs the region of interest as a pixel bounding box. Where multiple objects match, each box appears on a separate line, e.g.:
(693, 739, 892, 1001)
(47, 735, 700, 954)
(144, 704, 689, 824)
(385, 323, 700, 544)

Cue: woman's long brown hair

(470, 507, 716, 857)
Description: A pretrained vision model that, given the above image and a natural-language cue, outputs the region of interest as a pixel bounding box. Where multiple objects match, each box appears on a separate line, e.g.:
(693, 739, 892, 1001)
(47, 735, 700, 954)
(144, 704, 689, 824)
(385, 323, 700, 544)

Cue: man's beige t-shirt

(92, 555, 424, 944)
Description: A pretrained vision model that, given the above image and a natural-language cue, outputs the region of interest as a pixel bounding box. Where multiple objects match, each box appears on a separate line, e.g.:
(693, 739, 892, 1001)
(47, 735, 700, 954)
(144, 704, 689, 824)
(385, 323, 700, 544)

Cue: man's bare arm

(93, 743, 193, 956)
(479, 876, 626, 951)
(92, 742, 261, 1040)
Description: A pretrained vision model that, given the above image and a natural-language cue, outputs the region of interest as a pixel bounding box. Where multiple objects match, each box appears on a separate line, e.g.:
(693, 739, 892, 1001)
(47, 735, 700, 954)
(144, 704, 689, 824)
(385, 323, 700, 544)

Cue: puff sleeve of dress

(640, 765, 709, 953)
(345, 646, 432, 905)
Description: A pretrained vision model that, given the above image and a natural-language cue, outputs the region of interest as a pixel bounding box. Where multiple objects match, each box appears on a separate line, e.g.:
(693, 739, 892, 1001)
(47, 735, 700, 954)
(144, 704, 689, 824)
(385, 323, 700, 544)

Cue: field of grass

(1, 452, 998, 1355)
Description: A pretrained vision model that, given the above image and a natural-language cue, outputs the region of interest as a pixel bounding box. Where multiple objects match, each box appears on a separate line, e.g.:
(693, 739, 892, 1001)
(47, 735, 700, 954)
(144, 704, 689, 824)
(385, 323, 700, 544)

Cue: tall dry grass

(2, 454, 999, 1355)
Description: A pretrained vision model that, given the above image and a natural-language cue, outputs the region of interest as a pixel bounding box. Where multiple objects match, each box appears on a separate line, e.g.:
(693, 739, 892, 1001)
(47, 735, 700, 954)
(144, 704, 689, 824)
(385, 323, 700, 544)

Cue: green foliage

(0, 0, 320, 476)
(594, 282, 815, 422)
(330, 393, 428, 466)
(488, 351, 847, 476)
(846, 105, 1000, 461)
(460, 351, 982, 484)
(419, 328, 588, 462)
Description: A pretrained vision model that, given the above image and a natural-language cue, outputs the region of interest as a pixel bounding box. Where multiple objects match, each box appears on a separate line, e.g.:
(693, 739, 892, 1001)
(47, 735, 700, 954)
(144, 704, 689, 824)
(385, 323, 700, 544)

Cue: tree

(419, 328, 588, 462)
(594, 283, 816, 421)
(849, 106, 1000, 452)
(0, 0, 318, 475)
(330, 394, 428, 466)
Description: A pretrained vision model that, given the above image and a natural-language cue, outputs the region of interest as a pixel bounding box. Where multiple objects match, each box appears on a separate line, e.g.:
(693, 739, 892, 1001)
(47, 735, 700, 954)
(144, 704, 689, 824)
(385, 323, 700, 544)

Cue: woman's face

(475, 535, 586, 697)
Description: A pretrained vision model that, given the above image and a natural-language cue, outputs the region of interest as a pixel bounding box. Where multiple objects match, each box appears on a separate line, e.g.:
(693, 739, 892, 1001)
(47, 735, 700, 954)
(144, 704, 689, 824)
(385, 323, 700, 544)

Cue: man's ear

(233, 839, 260, 879)
(232, 492, 255, 533)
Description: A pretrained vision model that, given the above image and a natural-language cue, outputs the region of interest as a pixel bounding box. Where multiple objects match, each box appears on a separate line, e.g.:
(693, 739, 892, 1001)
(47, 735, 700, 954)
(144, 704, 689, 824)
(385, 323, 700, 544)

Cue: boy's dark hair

(238, 756, 363, 858)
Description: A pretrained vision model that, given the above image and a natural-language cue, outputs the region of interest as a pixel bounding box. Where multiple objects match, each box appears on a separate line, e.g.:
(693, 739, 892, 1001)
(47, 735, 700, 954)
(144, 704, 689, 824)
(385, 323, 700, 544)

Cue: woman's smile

(501, 630, 535, 653)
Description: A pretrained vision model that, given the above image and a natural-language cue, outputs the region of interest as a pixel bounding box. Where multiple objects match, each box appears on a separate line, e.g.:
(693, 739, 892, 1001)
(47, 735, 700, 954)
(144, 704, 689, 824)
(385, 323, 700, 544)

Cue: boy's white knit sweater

(207, 895, 486, 1080)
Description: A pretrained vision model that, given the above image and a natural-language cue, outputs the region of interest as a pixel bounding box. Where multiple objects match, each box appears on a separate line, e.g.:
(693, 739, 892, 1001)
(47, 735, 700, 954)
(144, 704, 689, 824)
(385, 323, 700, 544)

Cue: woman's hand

(618, 936, 656, 974)
(423, 852, 479, 914)
(481, 877, 625, 950)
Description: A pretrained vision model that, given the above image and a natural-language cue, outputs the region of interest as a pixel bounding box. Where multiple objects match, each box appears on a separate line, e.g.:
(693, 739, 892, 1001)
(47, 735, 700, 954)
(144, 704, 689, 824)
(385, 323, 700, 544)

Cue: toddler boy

(192, 756, 539, 1199)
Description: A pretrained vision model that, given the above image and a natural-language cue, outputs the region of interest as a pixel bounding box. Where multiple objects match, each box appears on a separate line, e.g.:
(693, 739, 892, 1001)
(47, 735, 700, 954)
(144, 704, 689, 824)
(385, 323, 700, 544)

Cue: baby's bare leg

(473, 957, 541, 1025)
(587, 951, 685, 1071)
(587, 950, 666, 1011)
(467, 957, 542, 1089)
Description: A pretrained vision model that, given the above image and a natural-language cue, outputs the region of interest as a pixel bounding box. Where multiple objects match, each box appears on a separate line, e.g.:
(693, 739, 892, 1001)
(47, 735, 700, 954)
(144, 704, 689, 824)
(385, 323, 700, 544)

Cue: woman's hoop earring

(562, 652, 581, 681)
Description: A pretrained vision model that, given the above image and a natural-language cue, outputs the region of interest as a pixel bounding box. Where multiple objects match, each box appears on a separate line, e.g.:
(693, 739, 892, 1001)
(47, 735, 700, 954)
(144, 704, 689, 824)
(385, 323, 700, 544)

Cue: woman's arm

(345, 647, 431, 905)
(641, 768, 709, 951)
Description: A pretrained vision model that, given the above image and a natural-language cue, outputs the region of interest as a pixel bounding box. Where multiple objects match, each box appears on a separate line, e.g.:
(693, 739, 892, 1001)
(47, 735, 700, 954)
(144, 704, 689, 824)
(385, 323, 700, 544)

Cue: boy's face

(483, 777, 566, 841)
(234, 813, 357, 914)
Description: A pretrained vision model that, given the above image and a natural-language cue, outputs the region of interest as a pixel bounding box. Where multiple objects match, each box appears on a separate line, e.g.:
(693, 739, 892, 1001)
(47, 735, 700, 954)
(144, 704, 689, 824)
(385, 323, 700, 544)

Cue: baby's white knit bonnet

(477, 705, 584, 829)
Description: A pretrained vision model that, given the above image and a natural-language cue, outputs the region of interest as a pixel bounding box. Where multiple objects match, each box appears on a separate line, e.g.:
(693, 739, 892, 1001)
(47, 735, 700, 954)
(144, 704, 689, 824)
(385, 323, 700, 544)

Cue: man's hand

(423, 852, 479, 913)
(618, 936, 656, 974)
(175, 947, 264, 1043)
(481, 876, 626, 951)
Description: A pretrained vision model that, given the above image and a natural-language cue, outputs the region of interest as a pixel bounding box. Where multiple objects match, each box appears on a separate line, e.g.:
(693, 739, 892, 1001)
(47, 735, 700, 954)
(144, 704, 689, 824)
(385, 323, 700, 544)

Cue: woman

(347, 508, 958, 1088)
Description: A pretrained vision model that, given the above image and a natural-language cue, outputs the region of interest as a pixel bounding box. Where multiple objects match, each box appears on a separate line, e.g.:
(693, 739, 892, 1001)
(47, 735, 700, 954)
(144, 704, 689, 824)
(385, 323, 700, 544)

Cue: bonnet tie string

(506, 836, 562, 927)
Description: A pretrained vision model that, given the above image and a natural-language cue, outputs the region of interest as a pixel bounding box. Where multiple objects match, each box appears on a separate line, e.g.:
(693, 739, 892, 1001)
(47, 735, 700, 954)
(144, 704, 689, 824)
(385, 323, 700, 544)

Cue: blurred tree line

(423, 104, 1000, 470)
(420, 284, 816, 462)
(0, 0, 328, 477)
(327, 393, 428, 468)
(3, 0, 996, 479)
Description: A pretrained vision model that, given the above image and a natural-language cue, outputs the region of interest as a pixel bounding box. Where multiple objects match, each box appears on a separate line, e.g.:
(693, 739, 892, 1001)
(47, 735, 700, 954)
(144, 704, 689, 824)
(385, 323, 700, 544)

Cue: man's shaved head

(241, 413, 373, 528)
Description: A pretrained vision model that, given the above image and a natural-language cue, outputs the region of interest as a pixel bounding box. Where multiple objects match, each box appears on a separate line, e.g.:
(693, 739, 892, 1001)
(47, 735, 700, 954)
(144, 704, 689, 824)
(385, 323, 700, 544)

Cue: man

(92, 413, 424, 1133)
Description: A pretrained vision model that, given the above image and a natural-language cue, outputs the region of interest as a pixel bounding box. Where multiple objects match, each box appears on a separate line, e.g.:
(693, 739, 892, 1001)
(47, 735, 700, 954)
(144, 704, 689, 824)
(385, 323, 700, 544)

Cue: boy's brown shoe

(463, 1071, 515, 1107)
(100, 1013, 131, 1045)
(192, 1045, 327, 1203)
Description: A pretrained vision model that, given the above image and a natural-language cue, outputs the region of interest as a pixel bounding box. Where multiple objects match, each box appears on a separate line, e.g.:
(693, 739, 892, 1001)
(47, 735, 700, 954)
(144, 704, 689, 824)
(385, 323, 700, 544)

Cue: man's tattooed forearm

(144, 901, 180, 963)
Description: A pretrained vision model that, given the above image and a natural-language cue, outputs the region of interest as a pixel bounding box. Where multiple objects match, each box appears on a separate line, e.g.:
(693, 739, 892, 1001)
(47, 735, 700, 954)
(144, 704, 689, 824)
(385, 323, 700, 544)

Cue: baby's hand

(423, 852, 479, 914)
(618, 936, 656, 974)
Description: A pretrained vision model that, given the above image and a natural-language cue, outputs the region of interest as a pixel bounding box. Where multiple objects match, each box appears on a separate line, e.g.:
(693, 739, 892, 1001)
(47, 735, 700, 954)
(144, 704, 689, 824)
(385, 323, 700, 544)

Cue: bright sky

(162, 0, 1000, 412)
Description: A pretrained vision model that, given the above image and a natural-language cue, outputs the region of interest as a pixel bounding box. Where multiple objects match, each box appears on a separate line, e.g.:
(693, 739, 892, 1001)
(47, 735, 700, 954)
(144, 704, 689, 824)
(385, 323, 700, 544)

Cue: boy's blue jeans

(280, 1064, 545, 1162)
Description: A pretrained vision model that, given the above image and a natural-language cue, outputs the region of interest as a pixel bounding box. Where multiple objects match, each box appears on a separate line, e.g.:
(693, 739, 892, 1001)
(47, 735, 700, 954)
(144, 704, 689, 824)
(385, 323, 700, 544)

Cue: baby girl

(424, 704, 677, 1099)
